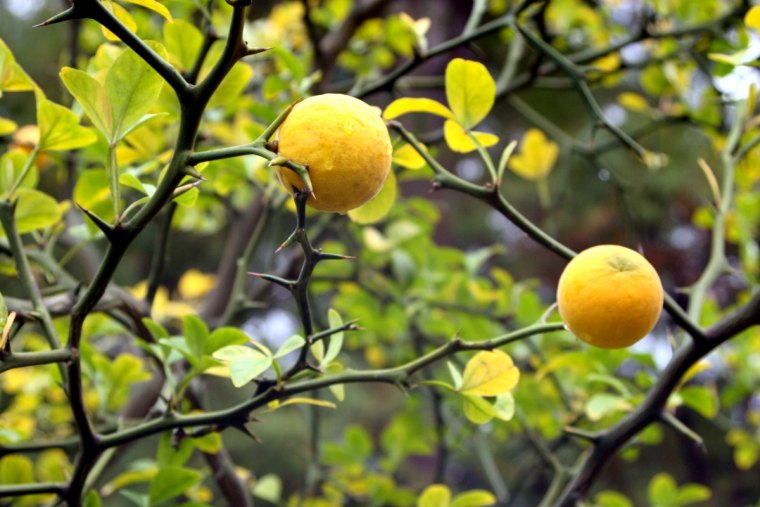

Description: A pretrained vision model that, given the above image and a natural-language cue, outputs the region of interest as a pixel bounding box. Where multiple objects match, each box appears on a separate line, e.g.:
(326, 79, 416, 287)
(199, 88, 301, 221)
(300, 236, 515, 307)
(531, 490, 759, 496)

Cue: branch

(97, 322, 564, 449)
(0, 349, 72, 374)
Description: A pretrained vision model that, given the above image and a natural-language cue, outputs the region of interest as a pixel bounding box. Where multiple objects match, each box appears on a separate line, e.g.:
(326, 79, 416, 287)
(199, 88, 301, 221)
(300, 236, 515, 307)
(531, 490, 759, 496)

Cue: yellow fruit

(275, 94, 393, 213)
(556, 245, 664, 349)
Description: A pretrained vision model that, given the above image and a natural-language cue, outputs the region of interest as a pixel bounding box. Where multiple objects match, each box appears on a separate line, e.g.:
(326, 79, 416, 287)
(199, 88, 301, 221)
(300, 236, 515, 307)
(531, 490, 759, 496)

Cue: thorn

(34, 4, 80, 27)
(184, 165, 205, 180)
(76, 203, 116, 242)
(275, 231, 297, 253)
(318, 251, 356, 261)
(233, 423, 261, 443)
(244, 47, 270, 57)
(247, 272, 294, 290)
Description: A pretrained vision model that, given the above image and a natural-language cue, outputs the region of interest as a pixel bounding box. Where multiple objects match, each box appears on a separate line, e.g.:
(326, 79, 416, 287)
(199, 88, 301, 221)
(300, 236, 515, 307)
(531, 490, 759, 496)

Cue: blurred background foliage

(1, 0, 759, 506)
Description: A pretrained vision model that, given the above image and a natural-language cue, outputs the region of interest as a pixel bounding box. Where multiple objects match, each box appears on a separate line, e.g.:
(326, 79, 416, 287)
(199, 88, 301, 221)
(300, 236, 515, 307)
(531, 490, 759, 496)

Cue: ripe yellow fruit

(275, 94, 393, 213)
(556, 245, 664, 349)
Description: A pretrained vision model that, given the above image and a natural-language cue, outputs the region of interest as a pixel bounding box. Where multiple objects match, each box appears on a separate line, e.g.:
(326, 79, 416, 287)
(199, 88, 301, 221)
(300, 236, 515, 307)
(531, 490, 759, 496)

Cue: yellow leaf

(443, 120, 499, 153)
(680, 360, 711, 385)
(618, 92, 649, 112)
(265, 397, 337, 412)
(101, 2, 138, 42)
(591, 53, 620, 73)
(445, 58, 495, 128)
(418, 484, 452, 507)
(178, 269, 216, 300)
(122, 0, 174, 21)
(0, 117, 17, 136)
(383, 97, 454, 121)
(392, 142, 427, 170)
(459, 350, 519, 396)
(746, 5, 760, 31)
(462, 394, 496, 425)
(508, 128, 559, 180)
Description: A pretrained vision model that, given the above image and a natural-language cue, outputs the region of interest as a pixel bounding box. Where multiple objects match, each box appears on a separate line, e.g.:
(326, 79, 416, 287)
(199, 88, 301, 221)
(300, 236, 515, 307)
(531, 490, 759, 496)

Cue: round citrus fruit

(556, 244, 664, 349)
(275, 94, 393, 213)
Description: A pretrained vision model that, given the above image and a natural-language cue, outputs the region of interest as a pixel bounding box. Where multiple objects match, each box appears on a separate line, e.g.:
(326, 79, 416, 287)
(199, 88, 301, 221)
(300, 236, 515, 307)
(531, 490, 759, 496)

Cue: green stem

(0, 349, 72, 374)
(107, 143, 120, 218)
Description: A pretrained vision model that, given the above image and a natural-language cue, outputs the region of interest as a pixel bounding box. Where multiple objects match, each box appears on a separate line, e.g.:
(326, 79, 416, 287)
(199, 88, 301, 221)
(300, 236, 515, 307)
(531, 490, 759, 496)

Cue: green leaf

(10, 188, 61, 234)
(208, 62, 254, 110)
(348, 169, 397, 224)
(675, 484, 711, 505)
(191, 432, 222, 454)
(157, 432, 194, 468)
(383, 97, 454, 121)
(60, 67, 113, 137)
(679, 385, 718, 419)
(594, 490, 633, 507)
(274, 334, 306, 358)
(252, 474, 282, 503)
(206, 327, 250, 354)
(462, 394, 496, 425)
(164, 20, 203, 72)
(37, 99, 97, 151)
(418, 484, 451, 507)
(83, 490, 103, 507)
(105, 45, 165, 141)
(459, 350, 519, 396)
(451, 490, 497, 507)
(443, 120, 499, 153)
(229, 354, 273, 387)
(0, 455, 34, 484)
(148, 466, 202, 505)
(445, 58, 495, 128)
(648, 473, 678, 506)
(183, 314, 209, 359)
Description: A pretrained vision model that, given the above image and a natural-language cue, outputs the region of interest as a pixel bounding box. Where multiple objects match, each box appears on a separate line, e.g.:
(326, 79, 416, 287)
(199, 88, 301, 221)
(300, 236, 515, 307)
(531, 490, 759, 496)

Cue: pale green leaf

(323, 308, 345, 365)
(267, 397, 337, 411)
(594, 490, 633, 507)
(383, 97, 454, 120)
(448, 362, 462, 390)
(208, 62, 254, 110)
(418, 484, 452, 507)
(445, 58, 495, 128)
(443, 120, 498, 153)
(462, 394, 496, 425)
(252, 474, 282, 503)
(0, 39, 36, 95)
(11, 188, 61, 234)
(148, 466, 202, 505)
(212, 345, 262, 362)
(493, 392, 515, 421)
(585, 393, 632, 421)
(348, 169, 397, 224)
(60, 67, 113, 137)
(190, 432, 222, 454)
(0, 150, 37, 194)
(274, 335, 306, 358)
(675, 484, 711, 505)
(230, 355, 273, 387)
(459, 350, 519, 396)
(648, 473, 678, 505)
(451, 490, 497, 507)
(83, 490, 103, 507)
(105, 45, 165, 141)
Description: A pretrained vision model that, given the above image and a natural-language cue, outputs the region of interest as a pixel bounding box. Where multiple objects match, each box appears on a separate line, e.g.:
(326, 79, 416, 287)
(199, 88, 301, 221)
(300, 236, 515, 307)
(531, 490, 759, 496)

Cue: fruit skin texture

(275, 94, 393, 213)
(557, 244, 664, 349)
